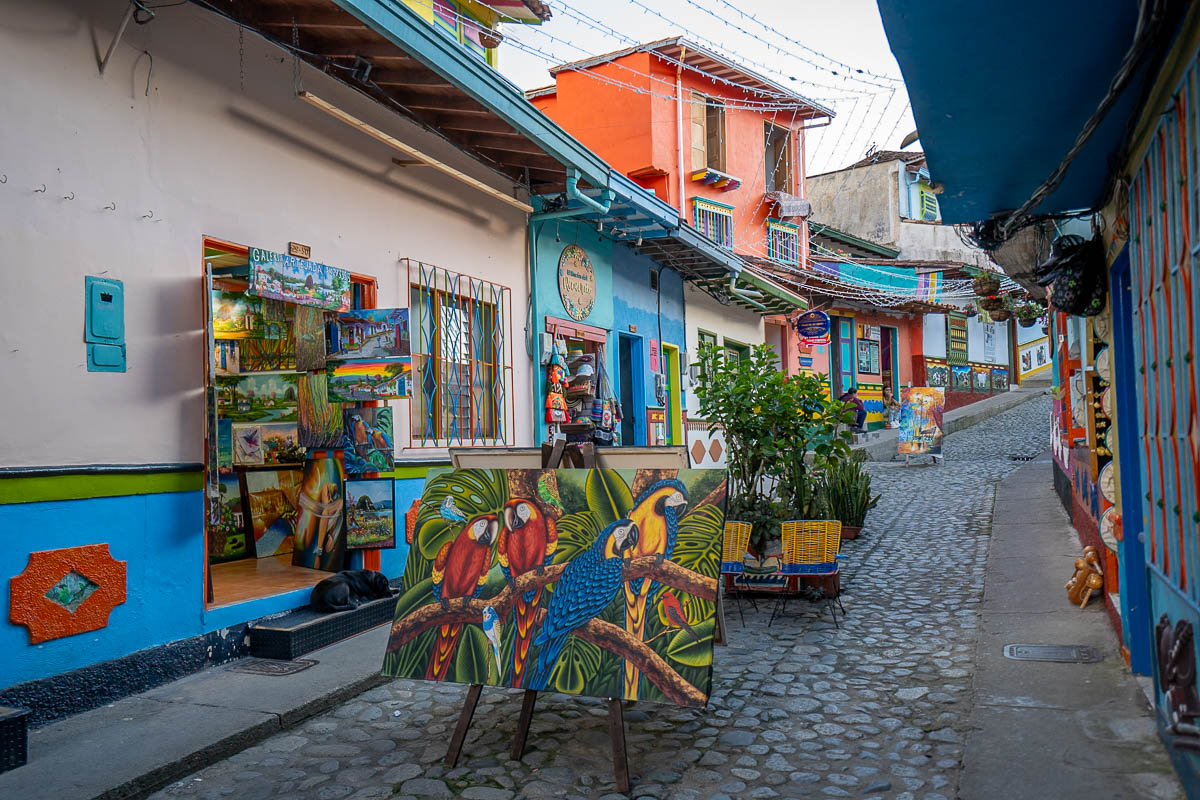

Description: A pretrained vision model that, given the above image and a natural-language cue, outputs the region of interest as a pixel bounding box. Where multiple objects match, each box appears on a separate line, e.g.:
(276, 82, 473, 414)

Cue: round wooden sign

(1100, 506, 1119, 552)
(558, 244, 596, 321)
(1095, 346, 1111, 381)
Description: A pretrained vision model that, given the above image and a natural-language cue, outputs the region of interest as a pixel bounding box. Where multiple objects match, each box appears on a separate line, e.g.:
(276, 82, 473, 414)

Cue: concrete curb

(856, 387, 1049, 462)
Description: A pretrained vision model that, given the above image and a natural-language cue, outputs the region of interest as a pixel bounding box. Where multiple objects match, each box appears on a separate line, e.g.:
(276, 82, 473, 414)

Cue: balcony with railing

(766, 218, 800, 266)
(691, 197, 735, 250)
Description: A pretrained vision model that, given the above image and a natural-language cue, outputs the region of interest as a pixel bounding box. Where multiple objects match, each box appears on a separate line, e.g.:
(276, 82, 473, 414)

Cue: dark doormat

(1002, 644, 1103, 663)
(227, 658, 319, 676)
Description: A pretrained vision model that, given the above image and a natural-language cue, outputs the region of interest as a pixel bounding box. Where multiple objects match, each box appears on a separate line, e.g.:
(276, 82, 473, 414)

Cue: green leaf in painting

(553, 510, 603, 565)
(665, 617, 716, 667)
(550, 635, 603, 695)
(454, 624, 495, 685)
(391, 577, 434, 621)
(584, 469, 633, 525)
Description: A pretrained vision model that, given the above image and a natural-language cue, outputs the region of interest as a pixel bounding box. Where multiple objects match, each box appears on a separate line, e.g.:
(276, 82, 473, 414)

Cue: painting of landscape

(216, 374, 299, 423)
(327, 358, 411, 402)
(383, 468, 728, 706)
(346, 479, 395, 549)
(329, 309, 410, 360)
(343, 407, 393, 474)
(209, 475, 248, 563)
(294, 306, 329, 372)
(247, 247, 351, 312)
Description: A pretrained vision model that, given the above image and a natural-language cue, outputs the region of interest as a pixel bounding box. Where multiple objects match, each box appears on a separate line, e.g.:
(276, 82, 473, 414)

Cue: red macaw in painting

(426, 513, 498, 681)
(497, 498, 558, 688)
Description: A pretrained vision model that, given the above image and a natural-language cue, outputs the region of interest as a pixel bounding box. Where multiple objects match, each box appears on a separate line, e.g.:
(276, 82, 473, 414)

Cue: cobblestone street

(154, 396, 1054, 800)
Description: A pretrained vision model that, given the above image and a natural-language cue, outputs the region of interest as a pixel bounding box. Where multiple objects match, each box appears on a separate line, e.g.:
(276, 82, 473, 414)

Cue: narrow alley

(131, 396, 1172, 800)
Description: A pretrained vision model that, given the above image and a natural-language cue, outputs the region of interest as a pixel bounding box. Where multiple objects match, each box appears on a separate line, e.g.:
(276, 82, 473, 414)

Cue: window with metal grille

(767, 218, 800, 265)
(405, 259, 513, 448)
(692, 198, 734, 249)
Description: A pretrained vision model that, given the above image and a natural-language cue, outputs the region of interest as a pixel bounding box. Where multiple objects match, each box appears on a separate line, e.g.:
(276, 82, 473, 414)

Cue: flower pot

(990, 309, 1012, 322)
(973, 275, 1001, 296)
(1018, 316, 1038, 328)
(478, 27, 504, 49)
(977, 296, 1003, 312)
(840, 524, 862, 541)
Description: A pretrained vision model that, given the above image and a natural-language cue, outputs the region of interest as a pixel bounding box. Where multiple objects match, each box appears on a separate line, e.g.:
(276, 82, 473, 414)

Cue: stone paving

(152, 396, 1053, 800)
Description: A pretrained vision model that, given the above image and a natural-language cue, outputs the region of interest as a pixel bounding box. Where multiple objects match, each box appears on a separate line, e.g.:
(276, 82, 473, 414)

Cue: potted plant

(695, 343, 792, 557)
(973, 272, 1001, 296)
(1015, 303, 1042, 327)
(823, 457, 880, 541)
(977, 296, 1004, 312)
(989, 307, 1013, 322)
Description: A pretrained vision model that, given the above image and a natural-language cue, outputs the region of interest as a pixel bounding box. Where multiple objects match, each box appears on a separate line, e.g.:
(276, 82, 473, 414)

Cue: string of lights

(552, 0, 884, 99)
(676, 0, 900, 91)
(704, 0, 904, 86)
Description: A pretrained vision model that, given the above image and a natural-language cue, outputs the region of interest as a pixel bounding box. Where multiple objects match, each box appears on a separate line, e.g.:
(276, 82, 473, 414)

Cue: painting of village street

(329, 308, 410, 360)
(327, 358, 411, 402)
(215, 373, 299, 423)
(346, 479, 396, 549)
(382, 468, 728, 707)
(247, 247, 352, 312)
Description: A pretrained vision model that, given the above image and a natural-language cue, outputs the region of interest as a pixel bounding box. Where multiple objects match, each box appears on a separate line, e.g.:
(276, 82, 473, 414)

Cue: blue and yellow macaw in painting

(528, 519, 640, 692)
(610, 479, 689, 698)
(426, 514, 498, 681)
(498, 498, 559, 688)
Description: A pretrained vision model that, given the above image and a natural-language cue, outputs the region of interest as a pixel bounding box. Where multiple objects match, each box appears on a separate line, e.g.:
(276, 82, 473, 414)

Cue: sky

(492, 0, 916, 175)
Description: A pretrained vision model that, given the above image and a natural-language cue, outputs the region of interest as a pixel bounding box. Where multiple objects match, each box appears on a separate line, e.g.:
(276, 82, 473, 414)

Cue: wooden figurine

(1066, 546, 1104, 609)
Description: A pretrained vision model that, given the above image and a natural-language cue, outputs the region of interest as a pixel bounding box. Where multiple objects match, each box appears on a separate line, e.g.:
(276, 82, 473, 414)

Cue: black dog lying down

(310, 569, 394, 613)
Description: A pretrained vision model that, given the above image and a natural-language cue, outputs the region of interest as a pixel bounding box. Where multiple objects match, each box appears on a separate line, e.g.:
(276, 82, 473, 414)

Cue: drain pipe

(675, 47, 688, 220)
(730, 274, 767, 311)
(530, 169, 615, 221)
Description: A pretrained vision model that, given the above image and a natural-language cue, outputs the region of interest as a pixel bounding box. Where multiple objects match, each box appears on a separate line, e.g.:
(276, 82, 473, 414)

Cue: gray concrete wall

(807, 161, 899, 247)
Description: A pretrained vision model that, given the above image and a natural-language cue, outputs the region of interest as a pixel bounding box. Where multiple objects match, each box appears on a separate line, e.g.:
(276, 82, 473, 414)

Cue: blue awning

(877, 1, 1173, 223)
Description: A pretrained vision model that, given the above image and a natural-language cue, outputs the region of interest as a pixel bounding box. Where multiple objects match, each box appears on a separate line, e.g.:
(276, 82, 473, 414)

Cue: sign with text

(248, 248, 351, 312)
(557, 244, 596, 321)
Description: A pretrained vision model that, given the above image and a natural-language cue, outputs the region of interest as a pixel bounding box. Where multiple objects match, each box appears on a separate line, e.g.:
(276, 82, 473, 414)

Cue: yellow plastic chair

(772, 520, 845, 627)
(720, 521, 755, 624)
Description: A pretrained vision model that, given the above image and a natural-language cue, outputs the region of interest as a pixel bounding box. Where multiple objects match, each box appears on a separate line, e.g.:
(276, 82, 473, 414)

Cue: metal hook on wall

(142, 210, 155, 219)
(104, 201, 117, 212)
(62, 191, 75, 201)
(33, 184, 46, 193)
(0, 174, 7, 184)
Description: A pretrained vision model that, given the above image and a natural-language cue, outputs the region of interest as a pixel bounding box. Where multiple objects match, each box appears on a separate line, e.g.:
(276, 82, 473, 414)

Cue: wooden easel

(442, 441, 632, 794)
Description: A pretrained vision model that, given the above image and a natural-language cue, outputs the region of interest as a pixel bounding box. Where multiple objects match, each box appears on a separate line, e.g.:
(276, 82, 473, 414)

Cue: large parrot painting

(382, 467, 727, 707)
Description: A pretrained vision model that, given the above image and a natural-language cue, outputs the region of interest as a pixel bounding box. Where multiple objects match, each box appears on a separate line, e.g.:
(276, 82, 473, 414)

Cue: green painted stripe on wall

(0, 471, 204, 505)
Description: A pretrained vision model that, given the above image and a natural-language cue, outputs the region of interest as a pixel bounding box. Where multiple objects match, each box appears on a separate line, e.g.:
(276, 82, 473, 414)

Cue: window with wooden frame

(917, 181, 941, 221)
(764, 123, 793, 194)
(697, 330, 718, 381)
(690, 93, 726, 173)
(406, 259, 512, 448)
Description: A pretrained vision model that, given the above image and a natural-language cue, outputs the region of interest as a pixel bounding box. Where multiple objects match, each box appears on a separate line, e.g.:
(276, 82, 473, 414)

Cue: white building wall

(683, 284, 765, 417)
(966, 318, 1011, 366)
(0, 0, 532, 468)
(922, 314, 948, 359)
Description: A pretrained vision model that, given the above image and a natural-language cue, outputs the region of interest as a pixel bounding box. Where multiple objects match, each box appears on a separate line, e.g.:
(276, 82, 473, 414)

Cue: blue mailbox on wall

(85, 276, 126, 372)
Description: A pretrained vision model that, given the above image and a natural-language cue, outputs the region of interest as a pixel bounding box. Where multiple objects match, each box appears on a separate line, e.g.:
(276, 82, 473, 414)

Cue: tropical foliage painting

(382, 468, 728, 707)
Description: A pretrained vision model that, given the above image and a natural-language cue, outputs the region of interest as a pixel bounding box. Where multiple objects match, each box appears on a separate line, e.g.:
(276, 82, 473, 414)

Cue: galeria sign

(558, 244, 596, 321)
(248, 247, 352, 312)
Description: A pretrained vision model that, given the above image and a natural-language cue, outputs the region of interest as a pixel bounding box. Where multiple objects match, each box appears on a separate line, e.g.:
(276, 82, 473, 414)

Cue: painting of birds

(658, 592, 703, 643)
(497, 498, 559, 687)
(482, 606, 503, 678)
(612, 479, 689, 698)
(528, 519, 640, 692)
(426, 514, 498, 681)
(430, 495, 468, 524)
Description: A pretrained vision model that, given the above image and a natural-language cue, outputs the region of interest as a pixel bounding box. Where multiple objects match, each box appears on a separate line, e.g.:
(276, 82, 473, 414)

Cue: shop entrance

(662, 343, 684, 446)
(203, 238, 381, 609)
(830, 316, 856, 395)
(617, 332, 645, 446)
(880, 325, 898, 401)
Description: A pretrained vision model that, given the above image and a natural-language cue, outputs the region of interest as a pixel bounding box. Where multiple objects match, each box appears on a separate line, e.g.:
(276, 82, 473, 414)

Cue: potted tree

(695, 343, 790, 559)
(823, 457, 880, 541)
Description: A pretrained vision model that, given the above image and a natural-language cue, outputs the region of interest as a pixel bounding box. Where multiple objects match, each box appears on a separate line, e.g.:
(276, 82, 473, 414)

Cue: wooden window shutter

(690, 93, 707, 172)
(706, 100, 724, 172)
